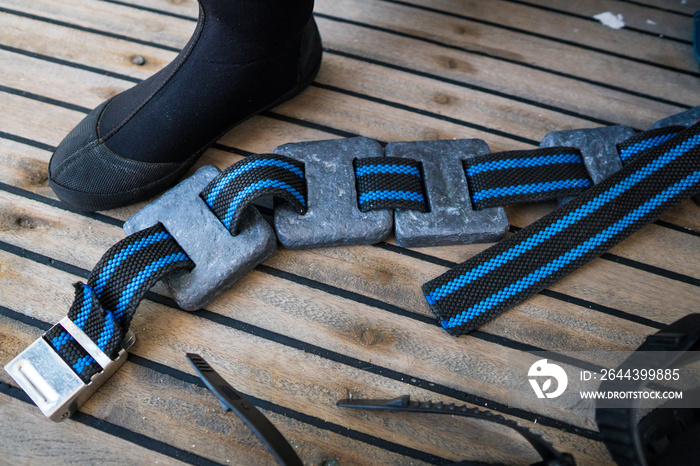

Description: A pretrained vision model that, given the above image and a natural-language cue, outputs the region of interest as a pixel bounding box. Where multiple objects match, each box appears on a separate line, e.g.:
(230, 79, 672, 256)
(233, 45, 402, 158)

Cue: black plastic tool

(186, 353, 302, 466)
(338, 395, 575, 465)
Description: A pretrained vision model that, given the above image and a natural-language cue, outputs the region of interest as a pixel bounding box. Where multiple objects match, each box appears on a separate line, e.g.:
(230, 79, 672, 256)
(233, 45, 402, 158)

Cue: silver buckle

(4, 323, 135, 422)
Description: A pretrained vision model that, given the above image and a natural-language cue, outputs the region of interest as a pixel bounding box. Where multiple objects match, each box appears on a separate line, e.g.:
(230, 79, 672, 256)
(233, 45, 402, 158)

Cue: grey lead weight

(124, 166, 277, 311)
(651, 106, 700, 130)
(541, 125, 636, 206)
(274, 137, 393, 249)
(541, 125, 636, 185)
(389, 139, 509, 247)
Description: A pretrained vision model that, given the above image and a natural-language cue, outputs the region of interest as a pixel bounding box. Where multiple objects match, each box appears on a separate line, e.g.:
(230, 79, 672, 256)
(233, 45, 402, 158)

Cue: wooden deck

(1, 0, 699, 464)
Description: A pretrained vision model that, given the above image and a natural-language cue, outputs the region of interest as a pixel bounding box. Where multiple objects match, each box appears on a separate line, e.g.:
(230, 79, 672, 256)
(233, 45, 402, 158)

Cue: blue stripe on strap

(51, 330, 72, 353)
(73, 354, 95, 374)
(73, 284, 94, 328)
(619, 133, 677, 162)
(115, 252, 190, 321)
(95, 310, 118, 352)
(51, 285, 95, 352)
(94, 231, 171, 297)
(358, 190, 425, 205)
(356, 164, 422, 177)
(426, 133, 700, 304)
(471, 179, 591, 202)
(206, 158, 305, 206)
(442, 170, 700, 329)
(221, 179, 306, 229)
(466, 154, 582, 176)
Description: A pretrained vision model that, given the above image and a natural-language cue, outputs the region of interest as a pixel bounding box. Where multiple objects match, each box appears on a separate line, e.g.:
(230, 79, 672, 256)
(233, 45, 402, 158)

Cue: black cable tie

(186, 354, 302, 466)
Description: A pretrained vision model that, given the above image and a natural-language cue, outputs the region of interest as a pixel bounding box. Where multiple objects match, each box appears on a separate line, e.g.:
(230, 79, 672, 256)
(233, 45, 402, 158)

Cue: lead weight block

(273, 137, 393, 249)
(124, 165, 277, 311)
(651, 106, 700, 130)
(541, 125, 636, 184)
(389, 139, 509, 248)
(541, 125, 636, 205)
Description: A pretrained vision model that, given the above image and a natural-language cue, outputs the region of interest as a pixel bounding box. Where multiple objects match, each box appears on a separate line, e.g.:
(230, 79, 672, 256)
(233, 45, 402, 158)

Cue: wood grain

(1, 0, 698, 464)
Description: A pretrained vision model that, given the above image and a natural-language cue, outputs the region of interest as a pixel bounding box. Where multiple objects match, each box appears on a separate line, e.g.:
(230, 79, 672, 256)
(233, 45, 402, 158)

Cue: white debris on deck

(593, 12, 626, 30)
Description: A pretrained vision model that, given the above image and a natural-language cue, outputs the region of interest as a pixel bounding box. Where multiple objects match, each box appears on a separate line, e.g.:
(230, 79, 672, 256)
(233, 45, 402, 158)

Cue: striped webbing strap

(44, 224, 194, 382)
(352, 149, 592, 214)
(200, 153, 307, 234)
(464, 147, 592, 210)
(423, 123, 700, 336)
(354, 157, 429, 212)
(45, 154, 309, 383)
(616, 125, 683, 165)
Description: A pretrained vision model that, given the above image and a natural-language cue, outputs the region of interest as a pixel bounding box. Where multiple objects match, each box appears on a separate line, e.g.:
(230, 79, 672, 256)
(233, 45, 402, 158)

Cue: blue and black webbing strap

(463, 147, 592, 210)
(354, 157, 429, 212)
(617, 126, 683, 165)
(42, 154, 309, 384)
(423, 122, 700, 336)
(44, 224, 193, 382)
(200, 154, 307, 234)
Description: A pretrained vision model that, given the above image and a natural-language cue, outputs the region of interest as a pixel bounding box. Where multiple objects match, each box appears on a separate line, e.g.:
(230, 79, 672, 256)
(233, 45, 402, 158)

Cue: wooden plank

(119, 0, 200, 19)
(0, 390, 191, 465)
(0, 137, 52, 194)
(0, 318, 437, 465)
(313, 16, 687, 130)
(519, 0, 697, 41)
(373, 0, 698, 71)
(0, 92, 81, 146)
(1, 0, 194, 50)
(660, 201, 700, 231)
(615, 0, 700, 17)
(0, 47, 133, 109)
(0, 249, 610, 464)
(1, 0, 691, 131)
(0, 186, 692, 410)
(0, 15, 170, 80)
(1, 0, 699, 464)
(314, 0, 699, 94)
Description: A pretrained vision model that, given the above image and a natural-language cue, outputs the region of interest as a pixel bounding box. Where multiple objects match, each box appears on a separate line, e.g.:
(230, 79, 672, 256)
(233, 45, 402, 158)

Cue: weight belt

(423, 122, 700, 336)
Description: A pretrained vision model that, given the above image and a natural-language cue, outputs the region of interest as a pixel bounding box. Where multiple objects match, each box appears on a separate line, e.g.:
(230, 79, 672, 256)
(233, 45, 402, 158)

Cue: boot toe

(49, 101, 195, 212)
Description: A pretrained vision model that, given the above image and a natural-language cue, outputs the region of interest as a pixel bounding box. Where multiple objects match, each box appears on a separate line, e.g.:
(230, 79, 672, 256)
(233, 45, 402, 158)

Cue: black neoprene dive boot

(49, 0, 321, 212)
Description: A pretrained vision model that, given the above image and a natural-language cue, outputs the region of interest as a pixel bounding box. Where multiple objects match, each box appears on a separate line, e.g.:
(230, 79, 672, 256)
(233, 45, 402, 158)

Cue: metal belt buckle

(388, 139, 509, 247)
(124, 165, 277, 311)
(273, 137, 392, 248)
(4, 322, 135, 422)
